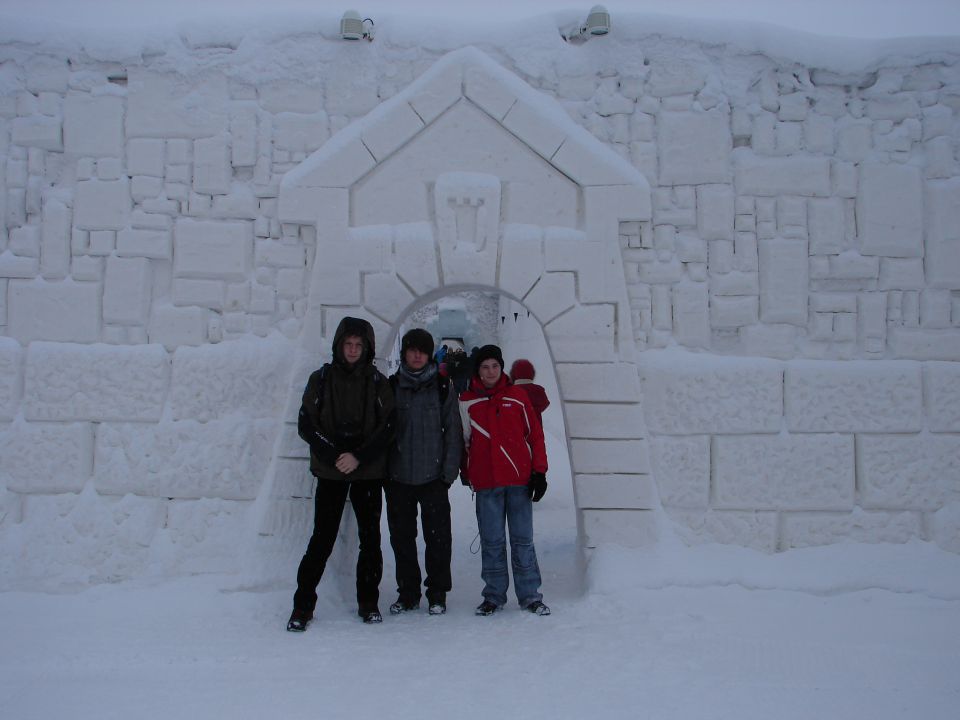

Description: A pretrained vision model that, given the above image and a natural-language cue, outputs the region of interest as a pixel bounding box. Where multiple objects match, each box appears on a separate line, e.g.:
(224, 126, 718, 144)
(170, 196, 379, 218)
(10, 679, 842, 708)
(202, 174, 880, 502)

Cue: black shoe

(389, 599, 420, 615)
(475, 600, 500, 616)
(525, 600, 551, 616)
(360, 607, 383, 624)
(428, 602, 446, 615)
(286, 608, 312, 632)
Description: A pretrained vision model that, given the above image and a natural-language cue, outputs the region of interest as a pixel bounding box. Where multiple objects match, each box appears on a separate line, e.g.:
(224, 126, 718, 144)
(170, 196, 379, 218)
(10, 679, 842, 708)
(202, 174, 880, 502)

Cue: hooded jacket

(298, 317, 395, 481)
(388, 361, 462, 486)
(509, 359, 550, 425)
(458, 373, 547, 491)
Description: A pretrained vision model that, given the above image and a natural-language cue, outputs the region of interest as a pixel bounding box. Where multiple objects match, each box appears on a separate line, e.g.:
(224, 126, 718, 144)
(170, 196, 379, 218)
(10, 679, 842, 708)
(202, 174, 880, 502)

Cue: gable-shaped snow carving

(258, 46, 658, 564)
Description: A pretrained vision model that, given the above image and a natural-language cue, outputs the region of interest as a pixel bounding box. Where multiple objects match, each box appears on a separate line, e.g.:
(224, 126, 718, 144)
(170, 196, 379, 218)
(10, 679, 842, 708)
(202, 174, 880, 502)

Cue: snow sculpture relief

(1, 19, 960, 588)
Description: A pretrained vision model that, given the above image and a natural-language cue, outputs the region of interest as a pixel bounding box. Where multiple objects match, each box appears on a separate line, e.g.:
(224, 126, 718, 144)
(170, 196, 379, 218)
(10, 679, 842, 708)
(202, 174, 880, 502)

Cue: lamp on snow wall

(341, 10, 375, 41)
(561, 5, 611, 42)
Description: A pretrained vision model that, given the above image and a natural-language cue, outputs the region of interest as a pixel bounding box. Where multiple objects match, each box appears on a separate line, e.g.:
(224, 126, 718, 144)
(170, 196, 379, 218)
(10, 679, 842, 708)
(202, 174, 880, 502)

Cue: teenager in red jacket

(459, 345, 550, 616)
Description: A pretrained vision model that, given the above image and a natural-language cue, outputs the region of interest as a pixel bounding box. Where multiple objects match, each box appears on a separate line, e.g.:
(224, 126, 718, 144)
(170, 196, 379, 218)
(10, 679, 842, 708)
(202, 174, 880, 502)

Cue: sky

(2, 0, 960, 39)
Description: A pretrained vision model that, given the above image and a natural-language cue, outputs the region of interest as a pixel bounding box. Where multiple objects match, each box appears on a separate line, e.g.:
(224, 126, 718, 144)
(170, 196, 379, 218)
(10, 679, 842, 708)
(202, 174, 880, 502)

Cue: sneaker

(475, 600, 500, 616)
(428, 602, 446, 615)
(525, 600, 551, 616)
(286, 608, 312, 632)
(389, 599, 420, 615)
(360, 607, 383, 624)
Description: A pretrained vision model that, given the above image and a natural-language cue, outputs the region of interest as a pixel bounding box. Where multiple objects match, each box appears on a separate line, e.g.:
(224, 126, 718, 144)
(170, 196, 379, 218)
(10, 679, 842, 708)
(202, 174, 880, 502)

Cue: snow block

(639, 350, 782, 434)
(502, 97, 567, 161)
(127, 138, 165, 177)
(696, 184, 734, 241)
(785, 360, 922, 432)
(925, 178, 960, 288)
(575, 474, 657, 510)
(555, 362, 641, 403)
(95, 418, 273, 500)
(734, 152, 831, 197)
(658, 110, 731, 185)
(672, 279, 710, 348)
(162, 498, 252, 574)
(363, 272, 415, 324)
(273, 112, 329, 153)
(126, 69, 229, 139)
(193, 136, 231, 195)
(116, 228, 172, 259)
(464, 63, 517, 121)
(808, 197, 844, 255)
(545, 304, 616, 362)
(890, 328, 960, 361)
(7, 279, 102, 344)
(103, 256, 152, 326)
(393, 222, 440, 296)
(0, 421, 93, 493)
(495, 224, 540, 301)
(74, 178, 131, 230)
(571, 439, 650, 474)
(13, 489, 165, 587)
(23, 343, 168, 422)
(781, 509, 923, 549)
(931, 503, 960, 554)
(926, 362, 960, 432)
(171, 336, 292, 422)
(360, 101, 424, 162)
(11, 115, 62, 151)
(759, 238, 808, 325)
(270, 458, 314, 504)
(858, 433, 960, 510)
(149, 305, 207, 349)
(63, 92, 123, 157)
(173, 219, 252, 281)
(582, 509, 657, 548)
(857, 163, 923, 257)
(408, 60, 462, 125)
(525, 272, 576, 325)
(564, 402, 646, 439)
(649, 435, 710, 509)
(665, 509, 778, 553)
(40, 197, 71, 279)
(714, 434, 854, 510)
(0, 338, 22, 421)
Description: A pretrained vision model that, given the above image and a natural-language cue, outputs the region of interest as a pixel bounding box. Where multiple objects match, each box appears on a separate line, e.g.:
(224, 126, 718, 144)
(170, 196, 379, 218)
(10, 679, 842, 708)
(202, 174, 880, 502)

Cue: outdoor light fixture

(340, 10, 374, 41)
(562, 5, 611, 42)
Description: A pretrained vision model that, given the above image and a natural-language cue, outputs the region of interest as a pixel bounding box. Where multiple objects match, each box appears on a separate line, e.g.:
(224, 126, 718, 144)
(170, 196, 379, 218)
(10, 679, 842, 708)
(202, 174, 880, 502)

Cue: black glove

(527, 472, 547, 502)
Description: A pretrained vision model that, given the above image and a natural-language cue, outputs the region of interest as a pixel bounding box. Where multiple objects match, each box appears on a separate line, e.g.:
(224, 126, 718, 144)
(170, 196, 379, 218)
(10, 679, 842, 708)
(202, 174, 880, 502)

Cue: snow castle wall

(1, 13, 960, 586)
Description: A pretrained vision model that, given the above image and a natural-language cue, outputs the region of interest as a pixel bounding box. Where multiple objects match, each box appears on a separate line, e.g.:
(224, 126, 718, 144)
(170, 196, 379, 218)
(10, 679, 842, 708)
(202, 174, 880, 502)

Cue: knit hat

(473, 344, 504, 375)
(509, 358, 535, 381)
(401, 328, 435, 358)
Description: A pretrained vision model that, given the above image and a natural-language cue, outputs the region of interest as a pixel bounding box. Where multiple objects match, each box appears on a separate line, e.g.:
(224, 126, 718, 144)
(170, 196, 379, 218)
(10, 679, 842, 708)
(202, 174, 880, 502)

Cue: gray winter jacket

(388, 363, 462, 486)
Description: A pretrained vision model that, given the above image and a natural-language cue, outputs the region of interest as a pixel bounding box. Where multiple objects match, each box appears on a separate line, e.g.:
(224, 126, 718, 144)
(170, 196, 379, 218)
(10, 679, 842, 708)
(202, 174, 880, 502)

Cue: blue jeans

(475, 486, 543, 608)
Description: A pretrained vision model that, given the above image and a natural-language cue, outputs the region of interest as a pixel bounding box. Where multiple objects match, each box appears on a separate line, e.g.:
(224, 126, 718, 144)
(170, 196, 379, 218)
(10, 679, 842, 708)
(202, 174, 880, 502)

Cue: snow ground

(3, 424, 959, 719)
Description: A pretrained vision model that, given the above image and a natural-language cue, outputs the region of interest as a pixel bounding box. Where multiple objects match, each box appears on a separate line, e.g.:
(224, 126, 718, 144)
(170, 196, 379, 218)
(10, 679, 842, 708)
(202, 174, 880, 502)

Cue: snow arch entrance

(259, 47, 656, 564)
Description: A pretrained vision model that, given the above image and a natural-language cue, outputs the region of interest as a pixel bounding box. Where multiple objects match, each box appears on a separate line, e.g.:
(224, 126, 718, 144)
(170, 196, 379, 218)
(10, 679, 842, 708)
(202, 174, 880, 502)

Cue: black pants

(384, 479, 452, 605)
(293, 476, 383, 615)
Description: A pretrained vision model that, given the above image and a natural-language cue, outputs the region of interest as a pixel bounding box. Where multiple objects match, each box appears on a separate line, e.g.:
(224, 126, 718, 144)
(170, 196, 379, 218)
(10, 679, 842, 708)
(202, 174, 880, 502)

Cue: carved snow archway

(259, 47, 656, 558)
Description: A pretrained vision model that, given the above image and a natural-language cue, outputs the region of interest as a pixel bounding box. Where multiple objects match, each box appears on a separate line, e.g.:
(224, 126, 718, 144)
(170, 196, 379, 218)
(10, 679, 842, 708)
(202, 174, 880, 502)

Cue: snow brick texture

(1, 20, 959, 586)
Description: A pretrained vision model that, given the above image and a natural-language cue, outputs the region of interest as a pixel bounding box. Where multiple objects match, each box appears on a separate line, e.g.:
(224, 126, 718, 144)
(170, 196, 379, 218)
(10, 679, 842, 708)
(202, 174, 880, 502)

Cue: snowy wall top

(3, 1, 960, 76)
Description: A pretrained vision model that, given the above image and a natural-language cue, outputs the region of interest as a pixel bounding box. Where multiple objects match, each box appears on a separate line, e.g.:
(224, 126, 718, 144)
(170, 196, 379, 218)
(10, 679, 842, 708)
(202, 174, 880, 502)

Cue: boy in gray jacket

(386, 328, 463, 615)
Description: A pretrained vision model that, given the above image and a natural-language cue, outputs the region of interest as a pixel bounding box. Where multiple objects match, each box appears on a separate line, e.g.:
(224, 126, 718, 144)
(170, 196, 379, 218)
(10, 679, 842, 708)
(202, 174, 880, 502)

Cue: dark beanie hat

(401, 328, 435, 358)
(473, 344, 504, 374)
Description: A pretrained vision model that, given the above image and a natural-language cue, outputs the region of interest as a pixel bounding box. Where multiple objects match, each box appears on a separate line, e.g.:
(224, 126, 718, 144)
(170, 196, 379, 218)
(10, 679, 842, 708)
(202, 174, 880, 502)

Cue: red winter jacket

(459, 374, 548, 491)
